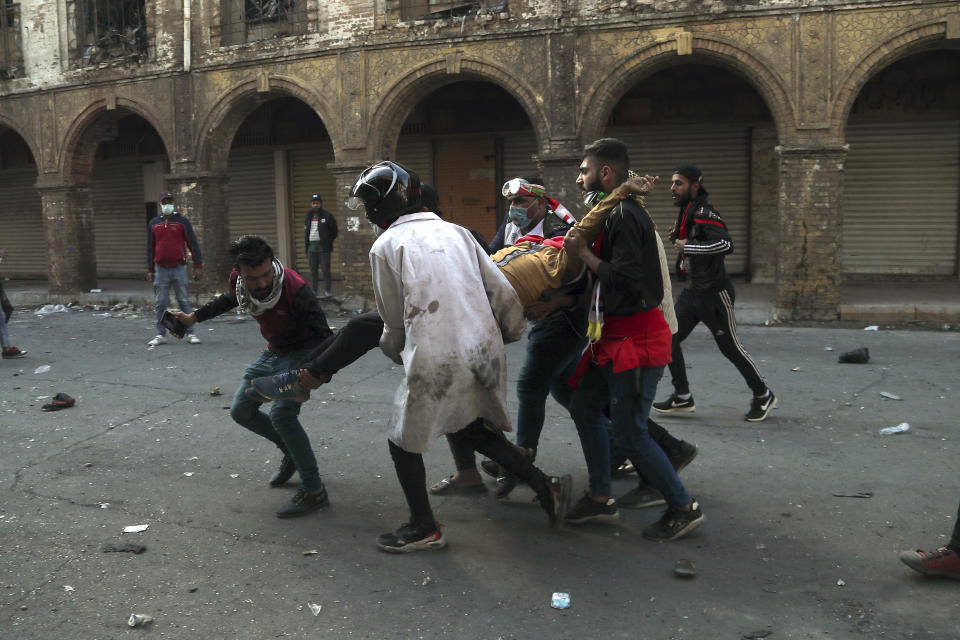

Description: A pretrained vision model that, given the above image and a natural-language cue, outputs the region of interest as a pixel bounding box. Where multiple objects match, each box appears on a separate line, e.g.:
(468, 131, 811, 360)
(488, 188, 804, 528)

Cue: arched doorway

(395, 80, 538, 244)
(88, 113, 170, 278)
(603, 63, 776, 281)
(0, 127, 43, 279)
(843, 47, 960, 278)
(226, 97, 336, 279)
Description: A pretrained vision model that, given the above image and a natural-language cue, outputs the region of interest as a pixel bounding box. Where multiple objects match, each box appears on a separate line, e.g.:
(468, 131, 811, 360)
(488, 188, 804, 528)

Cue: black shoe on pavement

(377, 522, 447, 553)
(668, 441, 699, 472)
(642, 500, 704, 542)
(480, 459, 501, 479)
(617, 483, 666, 509)
(276, 486, 329, 518)
(269, 454, 296, 487)
(565, 493, 620, 524)
(494, 473, 519, 499)
(745, 390, 777, 422)
(537, 475, 572, 528)
(653, 393, 695, 414)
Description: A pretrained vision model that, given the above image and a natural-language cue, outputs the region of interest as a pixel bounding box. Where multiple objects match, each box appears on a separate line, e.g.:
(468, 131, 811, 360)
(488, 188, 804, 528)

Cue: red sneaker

(2, 346, 26, 359)
(899, 546, 960, 580)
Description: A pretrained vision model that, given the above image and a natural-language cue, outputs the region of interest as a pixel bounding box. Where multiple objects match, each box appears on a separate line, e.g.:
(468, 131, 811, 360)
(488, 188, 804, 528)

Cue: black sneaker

(377, 522, 447, 553)
(653, 393, 695, 414)
(480, 459, 501, 478)
(617, 483, 666, 509)
(745, 390, 777, 422)
(642, 500, 704, 541)
(248, 370, 310, 403)
(668, 441, 699, 472)
(276, 486, 329, 518)
(269, 454, 296, 487)
(565, 493, 620, 524)
(536, 475, 572, 528)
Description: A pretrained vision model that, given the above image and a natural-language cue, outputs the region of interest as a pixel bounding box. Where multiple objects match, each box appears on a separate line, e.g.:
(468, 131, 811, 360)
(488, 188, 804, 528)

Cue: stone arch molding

(195, 75, 340, 173)
(59, 96, 174, 183)
(0, 112, 42, 167)
(831, 20, 950, 132)
(579, 36, 795, 146)
(368, 57, 551, 160)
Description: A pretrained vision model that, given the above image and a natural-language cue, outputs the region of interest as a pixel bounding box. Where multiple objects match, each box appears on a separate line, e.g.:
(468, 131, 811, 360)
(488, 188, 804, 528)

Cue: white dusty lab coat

(370, 212, 526, 454)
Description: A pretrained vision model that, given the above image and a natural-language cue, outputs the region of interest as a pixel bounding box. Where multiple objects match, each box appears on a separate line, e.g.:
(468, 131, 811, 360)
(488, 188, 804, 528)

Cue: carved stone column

(163, 172, 231, 294)
(35, 180, 97, 296)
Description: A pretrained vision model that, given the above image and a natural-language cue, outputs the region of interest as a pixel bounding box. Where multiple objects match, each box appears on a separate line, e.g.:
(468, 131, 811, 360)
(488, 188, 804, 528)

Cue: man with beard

(563, 138, 703, 541)
(172, 235, 334, 518)
(653, 163, 776, 422)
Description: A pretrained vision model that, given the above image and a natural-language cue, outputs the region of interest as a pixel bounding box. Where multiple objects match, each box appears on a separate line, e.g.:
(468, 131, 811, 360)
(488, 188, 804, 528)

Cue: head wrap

(236, 258, 285, 316)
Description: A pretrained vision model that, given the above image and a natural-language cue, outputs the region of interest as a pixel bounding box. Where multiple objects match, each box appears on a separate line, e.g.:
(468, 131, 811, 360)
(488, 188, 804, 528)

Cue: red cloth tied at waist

(568, 308, 673, 389)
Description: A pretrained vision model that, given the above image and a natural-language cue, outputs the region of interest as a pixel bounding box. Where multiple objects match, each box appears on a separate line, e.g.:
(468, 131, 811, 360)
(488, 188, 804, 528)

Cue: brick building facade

(0, 0, 958, 319)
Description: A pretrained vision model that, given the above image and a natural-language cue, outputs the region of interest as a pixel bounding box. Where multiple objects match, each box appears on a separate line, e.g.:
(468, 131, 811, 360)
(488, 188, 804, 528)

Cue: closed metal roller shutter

(503, 132, 539, 183)
(843, 120, 959, 275)
(0, 166, 45, 278)
(289, 144, 337, 276)
(226, 149, 277, 248)
(606, 125, 751, 275)
(396, 136, 433, 186)
(93, 158, 152, 278)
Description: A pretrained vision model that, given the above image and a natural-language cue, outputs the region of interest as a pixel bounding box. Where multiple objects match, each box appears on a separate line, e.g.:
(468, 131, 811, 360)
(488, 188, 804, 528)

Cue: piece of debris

(879, 422, 910, 435)
(229, 473, 239, 478)
(863, 325, 879, 331)
(127, 613, 153, 628)
(302, 550, 319, 556)
(210, 387, 222, 396)
(879, 391, 902, 401)
(102, 542, 147, 554)
(836, 578, 846, 587)
(308, 603, 322, 616)
(422, 576, 432, 586)
(550, 592, 570, 609)
(832, 492, 873, 499)
(674, 559, 696, 578)
(742, 632, 772, 639)
(838, 347, 870, 364)
(123, 524, 149, 533)
(42, 393, 76, 412)
(34, 304, 69, 315)
(183, 472, 194, 477)
(824, 346, 833, 351)
(33, 365, 51, 375)
(791, 367, 801, 372)
(63, 585, 74, 592)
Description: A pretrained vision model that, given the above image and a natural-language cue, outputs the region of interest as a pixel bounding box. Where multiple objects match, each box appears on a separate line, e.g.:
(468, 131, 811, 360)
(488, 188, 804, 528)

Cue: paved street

(1, 305, 957, 639)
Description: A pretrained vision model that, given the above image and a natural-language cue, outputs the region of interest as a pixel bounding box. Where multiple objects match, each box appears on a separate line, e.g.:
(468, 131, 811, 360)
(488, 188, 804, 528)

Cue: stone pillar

(749, 126, 780, 283)
(36, 181, 97, 296)
(775, 145, 847, 321)
(537, 149, 583, 218)
(329, 161, 377, 302)
(163, 172, 231, 296)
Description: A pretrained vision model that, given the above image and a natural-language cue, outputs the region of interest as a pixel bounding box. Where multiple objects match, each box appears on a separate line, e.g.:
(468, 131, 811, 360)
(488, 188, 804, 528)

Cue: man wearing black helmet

(350, 161, 572, 553)
(653, 163, 776, 423)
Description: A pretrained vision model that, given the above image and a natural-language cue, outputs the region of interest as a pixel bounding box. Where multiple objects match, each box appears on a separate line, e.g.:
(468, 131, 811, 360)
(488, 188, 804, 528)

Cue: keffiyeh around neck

(236, 259, 285, 316)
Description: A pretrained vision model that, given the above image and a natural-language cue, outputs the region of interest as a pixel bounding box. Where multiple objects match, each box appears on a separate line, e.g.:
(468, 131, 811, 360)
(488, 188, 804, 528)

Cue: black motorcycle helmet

(349, 161, 422, 229)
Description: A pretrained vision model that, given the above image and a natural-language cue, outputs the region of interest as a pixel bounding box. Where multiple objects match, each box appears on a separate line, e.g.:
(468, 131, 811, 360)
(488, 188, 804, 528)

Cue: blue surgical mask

(507, 204, 531, 229)
(161, 203, 174, 215)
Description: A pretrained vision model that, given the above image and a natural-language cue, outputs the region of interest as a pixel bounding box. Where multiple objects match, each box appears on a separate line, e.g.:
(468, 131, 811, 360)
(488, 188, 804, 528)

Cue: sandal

(429, 475, 487, 496)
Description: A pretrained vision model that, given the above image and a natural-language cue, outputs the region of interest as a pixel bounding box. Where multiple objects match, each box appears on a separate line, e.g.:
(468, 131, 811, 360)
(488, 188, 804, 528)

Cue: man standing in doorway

(304, 194, 338, 297)
(147, 190, 202, 347)
(652, 163, 776, 422)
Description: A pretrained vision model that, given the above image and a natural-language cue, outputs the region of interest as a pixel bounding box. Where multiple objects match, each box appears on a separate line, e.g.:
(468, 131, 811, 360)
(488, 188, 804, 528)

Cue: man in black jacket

(304, 194, 338, 297)
(653, 163, 776, 422)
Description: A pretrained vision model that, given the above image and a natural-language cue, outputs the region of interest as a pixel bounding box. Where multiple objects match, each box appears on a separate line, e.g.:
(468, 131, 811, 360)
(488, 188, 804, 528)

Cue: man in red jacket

(147, 191, 202, 346)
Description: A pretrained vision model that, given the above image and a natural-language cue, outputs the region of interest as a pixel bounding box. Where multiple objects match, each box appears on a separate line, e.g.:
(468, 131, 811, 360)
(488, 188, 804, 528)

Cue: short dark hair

(583, 138, 630, 183)
(229, 235, 274, 269)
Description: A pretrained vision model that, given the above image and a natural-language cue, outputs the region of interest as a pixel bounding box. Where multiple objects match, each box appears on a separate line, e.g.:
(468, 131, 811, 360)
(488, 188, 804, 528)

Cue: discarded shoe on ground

(838, 347, 869, 364)
(42, 392, 76, 412)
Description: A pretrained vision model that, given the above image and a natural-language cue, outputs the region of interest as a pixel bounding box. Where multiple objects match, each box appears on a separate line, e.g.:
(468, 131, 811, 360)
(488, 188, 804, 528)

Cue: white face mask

(161, 203, 174, 215)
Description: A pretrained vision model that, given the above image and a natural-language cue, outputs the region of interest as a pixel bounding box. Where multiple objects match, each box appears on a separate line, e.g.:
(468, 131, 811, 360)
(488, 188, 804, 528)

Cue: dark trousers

(394, 420, 549, 527)
(301, 311, 383, 379)
(309, 250, 332, 294)
(953, 501, 960, 549)
(668, 282, 767, 397)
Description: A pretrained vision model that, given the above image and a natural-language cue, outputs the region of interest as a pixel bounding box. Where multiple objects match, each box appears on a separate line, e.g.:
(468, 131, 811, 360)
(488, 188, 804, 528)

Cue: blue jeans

(0, 310, 10, 347)
(570, 363, 691, 507)
(516, 311, 588, 454)
(154, 265, 194, 336)
(230, 348, 322, 491)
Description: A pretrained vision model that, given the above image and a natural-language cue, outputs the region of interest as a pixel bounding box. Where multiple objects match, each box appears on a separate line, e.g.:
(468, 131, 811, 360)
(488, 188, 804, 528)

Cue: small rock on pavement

(674, 559, 696, 578)
(102, 542, 147, 554)
(742, 632, 772, 639)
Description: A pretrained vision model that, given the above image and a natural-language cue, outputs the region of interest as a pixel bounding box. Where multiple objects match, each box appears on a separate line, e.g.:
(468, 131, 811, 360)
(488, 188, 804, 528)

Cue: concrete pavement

(0, 305, 958, 639)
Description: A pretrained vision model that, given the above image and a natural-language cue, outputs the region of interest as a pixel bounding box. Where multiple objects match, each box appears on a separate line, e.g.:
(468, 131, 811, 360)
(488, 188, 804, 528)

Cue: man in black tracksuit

(653, 163, 777, 422)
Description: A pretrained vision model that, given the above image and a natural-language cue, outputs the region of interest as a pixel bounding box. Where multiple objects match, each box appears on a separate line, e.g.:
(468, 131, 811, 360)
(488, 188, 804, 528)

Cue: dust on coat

(370, 211, 526, 454)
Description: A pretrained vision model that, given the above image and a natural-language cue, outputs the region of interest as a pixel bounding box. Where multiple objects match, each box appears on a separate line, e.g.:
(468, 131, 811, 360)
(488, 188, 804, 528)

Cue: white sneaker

(188, 334, 201, 344)
(147, 335, 167, 347)
(324, 291, 332, 297)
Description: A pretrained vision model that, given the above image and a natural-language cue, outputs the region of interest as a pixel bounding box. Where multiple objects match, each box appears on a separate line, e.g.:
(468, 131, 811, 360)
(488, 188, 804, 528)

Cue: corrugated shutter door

(227, 149, 277, 248)
(396, 136, 433, 186)
(503, 132, 539, 182)
(0, 166, 45, 278)
(606, 125, 751, 275)
(289, 144, 337, 275)
(94, 158, 151, 278)
(843, 121, 959, 275)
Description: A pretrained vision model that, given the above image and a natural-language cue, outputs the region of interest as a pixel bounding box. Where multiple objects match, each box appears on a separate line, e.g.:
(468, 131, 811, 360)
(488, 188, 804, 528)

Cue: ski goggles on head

(502, 178, 546, 200)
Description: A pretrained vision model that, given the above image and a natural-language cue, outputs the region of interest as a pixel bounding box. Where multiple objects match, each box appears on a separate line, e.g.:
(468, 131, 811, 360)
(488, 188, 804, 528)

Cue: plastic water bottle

(879, 422, 910, 435)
